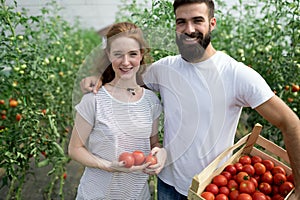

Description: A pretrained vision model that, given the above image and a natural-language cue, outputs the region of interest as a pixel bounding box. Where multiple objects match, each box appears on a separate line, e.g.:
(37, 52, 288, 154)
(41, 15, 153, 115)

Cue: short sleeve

(75, 93, 96, 125)
(150, 91, 162, 120)
(143, 64, 158, 92)
(235, 64, 274, 109)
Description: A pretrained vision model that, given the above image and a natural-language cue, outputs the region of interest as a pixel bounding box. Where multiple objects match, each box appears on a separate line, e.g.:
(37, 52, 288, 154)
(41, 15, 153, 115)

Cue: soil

(0, 160, 156, 200)
(0, 160, 84, 200)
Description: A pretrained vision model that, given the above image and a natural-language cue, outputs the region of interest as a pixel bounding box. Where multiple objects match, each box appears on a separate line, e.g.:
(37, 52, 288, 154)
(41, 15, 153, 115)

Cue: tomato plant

(0, 1, 100, 199)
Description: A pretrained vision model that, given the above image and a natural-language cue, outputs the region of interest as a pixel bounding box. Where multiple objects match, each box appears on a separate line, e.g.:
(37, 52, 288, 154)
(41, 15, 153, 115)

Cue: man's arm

(255, 95, 300, 197)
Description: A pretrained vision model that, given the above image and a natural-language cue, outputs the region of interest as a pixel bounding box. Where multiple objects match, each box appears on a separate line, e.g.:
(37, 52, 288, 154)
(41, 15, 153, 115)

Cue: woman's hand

(144, 147, 167, 175)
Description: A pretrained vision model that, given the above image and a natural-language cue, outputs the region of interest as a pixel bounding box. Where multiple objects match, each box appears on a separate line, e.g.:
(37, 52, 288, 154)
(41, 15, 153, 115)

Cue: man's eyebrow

(193, 16, 205, 20)
(176, 16, 205, 22)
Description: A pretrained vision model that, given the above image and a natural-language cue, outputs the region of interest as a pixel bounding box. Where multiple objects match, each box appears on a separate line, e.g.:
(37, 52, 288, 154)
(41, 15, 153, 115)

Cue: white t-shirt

(75, 87, 162, 200)
(142, 51, 274, 196)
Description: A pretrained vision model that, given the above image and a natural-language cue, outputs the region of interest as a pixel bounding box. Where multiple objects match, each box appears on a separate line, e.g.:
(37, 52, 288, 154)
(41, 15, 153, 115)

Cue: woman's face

(108, 36, 142, 81)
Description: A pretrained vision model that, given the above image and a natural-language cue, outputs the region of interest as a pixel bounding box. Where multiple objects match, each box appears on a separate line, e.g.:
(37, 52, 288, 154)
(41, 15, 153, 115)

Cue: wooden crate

(188, 123, 294, 200)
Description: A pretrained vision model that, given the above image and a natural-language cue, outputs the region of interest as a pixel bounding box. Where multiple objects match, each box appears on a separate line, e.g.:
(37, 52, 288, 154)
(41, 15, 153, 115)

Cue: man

(81, 0, 300, 199)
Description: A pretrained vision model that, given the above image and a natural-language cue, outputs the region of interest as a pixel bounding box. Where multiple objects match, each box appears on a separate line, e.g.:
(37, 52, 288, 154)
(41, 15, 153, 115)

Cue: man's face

(175, 3, 215, 62)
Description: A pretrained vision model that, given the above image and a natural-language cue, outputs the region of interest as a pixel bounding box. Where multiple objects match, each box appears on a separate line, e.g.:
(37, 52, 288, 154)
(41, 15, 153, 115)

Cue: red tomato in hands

(145, 154, 157, 165)
(212, 175, 228, 187)
(132, 150, 145, 165)
(118, 152, 135, 168)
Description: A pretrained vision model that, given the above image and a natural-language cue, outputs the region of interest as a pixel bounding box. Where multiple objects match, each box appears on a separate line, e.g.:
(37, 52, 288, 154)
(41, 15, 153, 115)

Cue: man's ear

(210, 17, 217, 31)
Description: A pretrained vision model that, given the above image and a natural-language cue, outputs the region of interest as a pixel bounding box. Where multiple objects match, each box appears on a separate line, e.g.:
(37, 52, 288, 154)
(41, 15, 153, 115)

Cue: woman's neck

(109, 78, 139, 89)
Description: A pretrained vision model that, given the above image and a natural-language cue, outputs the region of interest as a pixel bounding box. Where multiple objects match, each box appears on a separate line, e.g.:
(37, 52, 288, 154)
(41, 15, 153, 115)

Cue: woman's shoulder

(143, 88, 160, 101)
(81, 92, 96, 102)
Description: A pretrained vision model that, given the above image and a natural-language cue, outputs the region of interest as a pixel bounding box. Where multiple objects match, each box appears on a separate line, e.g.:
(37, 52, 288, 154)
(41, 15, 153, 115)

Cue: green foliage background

(0, 0, 299, 199)
(0, 0, 100, 199)
(116, 0, 300, 146)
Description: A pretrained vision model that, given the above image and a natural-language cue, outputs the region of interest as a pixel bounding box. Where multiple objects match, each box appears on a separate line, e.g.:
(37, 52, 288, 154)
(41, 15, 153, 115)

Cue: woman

(68, 22, 166, 199)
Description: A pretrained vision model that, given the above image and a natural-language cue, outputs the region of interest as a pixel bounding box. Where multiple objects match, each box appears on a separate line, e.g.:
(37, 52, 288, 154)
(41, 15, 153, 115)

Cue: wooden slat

(242, 123, 262, 154)
(256, 135, 290, 164)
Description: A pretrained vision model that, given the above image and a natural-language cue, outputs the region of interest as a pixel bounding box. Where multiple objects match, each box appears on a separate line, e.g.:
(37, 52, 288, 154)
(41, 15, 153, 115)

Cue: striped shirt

(75, 87, 162, 200)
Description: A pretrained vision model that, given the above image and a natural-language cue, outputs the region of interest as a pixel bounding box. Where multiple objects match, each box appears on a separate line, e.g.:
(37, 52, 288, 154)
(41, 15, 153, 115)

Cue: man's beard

(176, 29, 211, 62)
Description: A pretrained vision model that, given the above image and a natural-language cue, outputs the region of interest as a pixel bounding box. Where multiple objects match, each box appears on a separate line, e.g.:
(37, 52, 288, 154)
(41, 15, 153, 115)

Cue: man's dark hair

(173, 0, 215, 19)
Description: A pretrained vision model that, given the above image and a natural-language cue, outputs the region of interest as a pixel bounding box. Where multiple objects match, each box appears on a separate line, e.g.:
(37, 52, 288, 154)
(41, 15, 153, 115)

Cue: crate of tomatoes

(188, 123, 295, 200)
